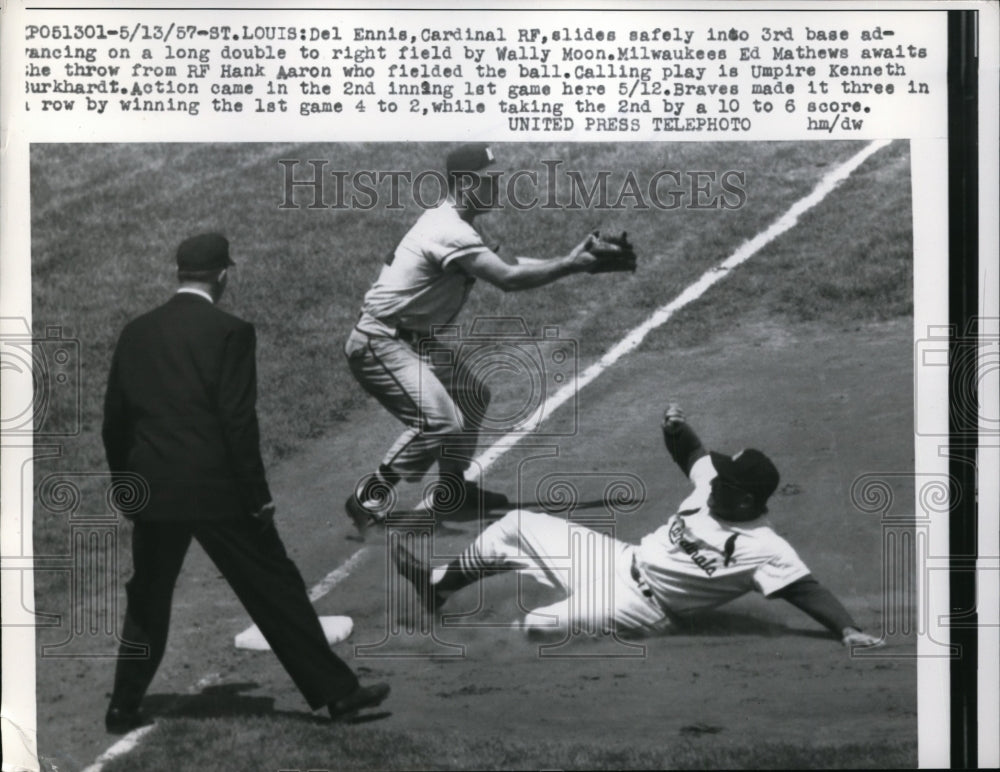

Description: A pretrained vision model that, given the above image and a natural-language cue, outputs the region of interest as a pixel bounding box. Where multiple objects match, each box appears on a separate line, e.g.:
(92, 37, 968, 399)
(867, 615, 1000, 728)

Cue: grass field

(30, 140, 914, 770)
(30, 141, 903, 475)
(103, 717, 916, 771)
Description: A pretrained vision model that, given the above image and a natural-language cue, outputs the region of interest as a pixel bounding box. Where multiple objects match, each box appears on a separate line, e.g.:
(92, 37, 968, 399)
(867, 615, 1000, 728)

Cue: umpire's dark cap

(710, 448, 780, 508)
(176, 233, 234, 271)
(445, 143, 495, 175)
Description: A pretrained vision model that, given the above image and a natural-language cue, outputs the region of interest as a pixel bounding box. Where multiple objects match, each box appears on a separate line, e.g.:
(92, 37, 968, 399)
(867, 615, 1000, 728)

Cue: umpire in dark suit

(103, 233, 388, 733)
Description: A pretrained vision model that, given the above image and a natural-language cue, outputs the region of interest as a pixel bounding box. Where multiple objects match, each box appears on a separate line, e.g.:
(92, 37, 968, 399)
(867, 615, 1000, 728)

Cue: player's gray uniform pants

(466, 510, 673, 635)
(345, 328, 490, 482)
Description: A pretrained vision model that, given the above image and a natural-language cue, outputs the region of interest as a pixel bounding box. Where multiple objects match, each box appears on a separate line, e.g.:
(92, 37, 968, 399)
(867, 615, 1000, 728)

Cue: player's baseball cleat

(328, 682, 391, 722)
(392, 542, 443, 612)
(344, 493, 390, 533)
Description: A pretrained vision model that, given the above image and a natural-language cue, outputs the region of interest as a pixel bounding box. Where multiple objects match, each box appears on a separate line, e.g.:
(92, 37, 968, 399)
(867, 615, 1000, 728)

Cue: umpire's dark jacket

(102, 292, 272, 520)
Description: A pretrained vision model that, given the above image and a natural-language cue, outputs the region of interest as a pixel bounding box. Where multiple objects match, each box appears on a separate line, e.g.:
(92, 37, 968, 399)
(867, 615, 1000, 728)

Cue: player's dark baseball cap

(709, 448, 780, 511)
(176, 233, 234, 271)
(445, 143, 495, 175)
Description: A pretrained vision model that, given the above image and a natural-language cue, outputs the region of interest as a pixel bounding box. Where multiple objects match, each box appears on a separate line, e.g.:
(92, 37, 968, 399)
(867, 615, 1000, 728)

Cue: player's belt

(631, 555, 678, 622)
(357, 320, 429, 347)
(394, 327, 427, 347)
(630, 554, 654, 598)
(374, 317, 429, 347)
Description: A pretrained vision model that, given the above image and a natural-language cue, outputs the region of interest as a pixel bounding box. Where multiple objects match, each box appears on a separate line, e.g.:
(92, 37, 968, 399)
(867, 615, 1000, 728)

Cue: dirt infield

(37, 315, 916, 769)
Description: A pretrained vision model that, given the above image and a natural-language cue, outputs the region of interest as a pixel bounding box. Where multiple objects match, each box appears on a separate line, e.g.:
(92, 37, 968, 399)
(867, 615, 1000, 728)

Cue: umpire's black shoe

(392, 543, 442, 612)
(105, 706, 150, 734)
(328, 682, 391, 722)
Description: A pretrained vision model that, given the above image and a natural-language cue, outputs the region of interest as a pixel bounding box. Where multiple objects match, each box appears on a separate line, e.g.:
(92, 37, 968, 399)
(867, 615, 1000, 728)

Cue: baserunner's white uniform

(460, 454, 811, 634)
(345, 199, 495, 481)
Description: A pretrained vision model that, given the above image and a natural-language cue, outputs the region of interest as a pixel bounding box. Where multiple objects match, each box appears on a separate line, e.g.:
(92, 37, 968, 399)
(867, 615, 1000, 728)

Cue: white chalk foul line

(463, 139, 892, 483)
(234, 546, 370, 641)
(81, 725, 156, 772)
(307, 546, 370, 602)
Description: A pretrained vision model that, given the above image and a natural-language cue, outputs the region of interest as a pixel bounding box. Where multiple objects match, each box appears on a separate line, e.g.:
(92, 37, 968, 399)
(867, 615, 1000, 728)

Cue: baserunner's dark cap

(445, 143, 495, 175)
(176, 233, 234, 271)
(709, 448, 780, 509)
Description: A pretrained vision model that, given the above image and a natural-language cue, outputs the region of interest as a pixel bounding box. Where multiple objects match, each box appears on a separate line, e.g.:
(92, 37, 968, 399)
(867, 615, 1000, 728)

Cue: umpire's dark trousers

(109, 517, 359, 712)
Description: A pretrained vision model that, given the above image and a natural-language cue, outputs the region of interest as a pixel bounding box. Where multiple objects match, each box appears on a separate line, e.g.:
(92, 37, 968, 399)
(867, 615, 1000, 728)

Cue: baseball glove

(586, 230, 637, 274)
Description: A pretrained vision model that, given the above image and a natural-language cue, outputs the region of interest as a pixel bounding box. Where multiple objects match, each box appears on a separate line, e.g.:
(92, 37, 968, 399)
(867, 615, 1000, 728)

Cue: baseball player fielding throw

(344, 143, 635, 532)
(393, 403, 884, 650)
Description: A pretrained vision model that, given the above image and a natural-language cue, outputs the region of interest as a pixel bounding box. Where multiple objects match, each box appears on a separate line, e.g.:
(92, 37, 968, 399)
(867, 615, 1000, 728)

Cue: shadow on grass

(434, 493, 633, 523)
(511, 612, 832, 646)
(670, 611, 833, 641)
(520, 496, 647, 516)
(142, 682, 391, 726)
(423, 496, 649, 537)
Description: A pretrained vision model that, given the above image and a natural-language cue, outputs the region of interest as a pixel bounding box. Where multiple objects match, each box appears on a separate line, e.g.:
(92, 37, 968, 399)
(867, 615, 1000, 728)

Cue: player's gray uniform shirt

(356, 200, 490, 336)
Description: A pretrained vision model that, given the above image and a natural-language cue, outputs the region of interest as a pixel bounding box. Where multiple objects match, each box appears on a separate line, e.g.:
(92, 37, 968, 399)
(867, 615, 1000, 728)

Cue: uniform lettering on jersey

(667, 515, 718, 577)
